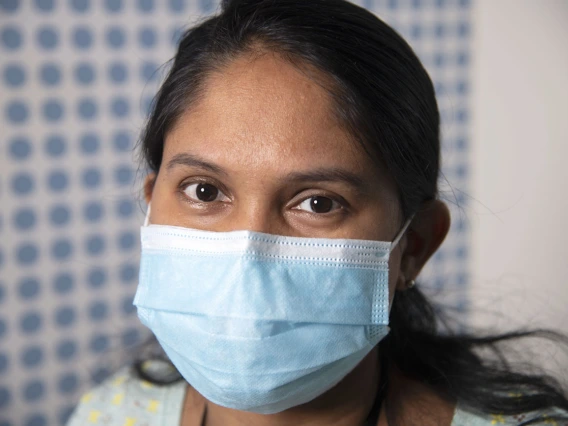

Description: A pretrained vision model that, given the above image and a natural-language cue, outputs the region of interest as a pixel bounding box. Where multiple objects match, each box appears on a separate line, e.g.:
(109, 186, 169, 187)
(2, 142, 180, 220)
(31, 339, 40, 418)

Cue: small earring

(406, 279, 416, 289)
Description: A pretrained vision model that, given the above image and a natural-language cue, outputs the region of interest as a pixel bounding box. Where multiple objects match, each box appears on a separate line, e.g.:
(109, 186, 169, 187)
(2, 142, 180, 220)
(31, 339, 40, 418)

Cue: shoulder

(451, 403, 568, 426)
(66, 362, 187, 426)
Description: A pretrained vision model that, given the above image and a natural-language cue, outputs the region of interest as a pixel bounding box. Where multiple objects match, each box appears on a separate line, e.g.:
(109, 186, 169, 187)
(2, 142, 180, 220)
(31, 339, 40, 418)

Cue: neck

(202, 348, 380, 426)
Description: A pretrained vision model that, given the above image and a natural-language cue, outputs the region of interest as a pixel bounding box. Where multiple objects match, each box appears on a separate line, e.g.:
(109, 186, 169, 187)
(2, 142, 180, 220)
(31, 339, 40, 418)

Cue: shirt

(66, 364, 568, 426)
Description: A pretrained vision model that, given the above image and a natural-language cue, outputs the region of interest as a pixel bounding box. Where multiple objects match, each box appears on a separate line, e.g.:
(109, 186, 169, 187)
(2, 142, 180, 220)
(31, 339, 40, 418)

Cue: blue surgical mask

(134, 208, 411, 414)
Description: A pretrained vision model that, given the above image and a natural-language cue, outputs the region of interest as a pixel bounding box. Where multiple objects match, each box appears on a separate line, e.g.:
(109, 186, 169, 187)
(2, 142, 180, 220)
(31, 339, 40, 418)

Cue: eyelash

(179, 179, 230, 204)
(291, 192, 346, 215)
(178, 180, 348, 215)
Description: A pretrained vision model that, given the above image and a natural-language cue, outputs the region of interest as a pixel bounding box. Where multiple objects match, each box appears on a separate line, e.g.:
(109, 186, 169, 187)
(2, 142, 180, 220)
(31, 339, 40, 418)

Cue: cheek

(147, 173, 183, 226)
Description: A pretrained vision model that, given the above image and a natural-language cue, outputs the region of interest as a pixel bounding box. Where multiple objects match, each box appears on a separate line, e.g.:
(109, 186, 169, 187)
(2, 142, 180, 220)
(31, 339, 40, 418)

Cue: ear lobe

(144, 173, 157, 204)
(398, 200, 451, 288)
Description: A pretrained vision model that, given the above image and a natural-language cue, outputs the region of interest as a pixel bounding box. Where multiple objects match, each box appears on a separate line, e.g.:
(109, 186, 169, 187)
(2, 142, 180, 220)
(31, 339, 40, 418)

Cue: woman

(67, 0, 568, 425)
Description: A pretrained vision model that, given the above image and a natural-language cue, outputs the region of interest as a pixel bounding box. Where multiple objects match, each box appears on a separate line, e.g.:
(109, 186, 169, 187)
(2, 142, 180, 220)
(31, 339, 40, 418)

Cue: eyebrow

(166, 152, 369, 192)
(166, 153, 228, 176)
(284, 169, 369, 193)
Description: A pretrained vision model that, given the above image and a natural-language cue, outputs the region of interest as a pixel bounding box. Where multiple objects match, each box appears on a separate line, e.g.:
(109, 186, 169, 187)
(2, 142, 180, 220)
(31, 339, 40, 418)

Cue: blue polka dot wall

(0, 1, 472, 425)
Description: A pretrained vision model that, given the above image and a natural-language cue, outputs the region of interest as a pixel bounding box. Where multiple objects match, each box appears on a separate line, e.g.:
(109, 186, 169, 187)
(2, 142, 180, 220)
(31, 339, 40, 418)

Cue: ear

(396, 200, 451, 291)
(144, 173, 157, 205)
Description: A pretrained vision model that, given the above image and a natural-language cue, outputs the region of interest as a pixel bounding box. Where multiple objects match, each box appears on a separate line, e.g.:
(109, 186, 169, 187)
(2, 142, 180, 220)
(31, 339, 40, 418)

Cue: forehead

(164, 53, 380, 179)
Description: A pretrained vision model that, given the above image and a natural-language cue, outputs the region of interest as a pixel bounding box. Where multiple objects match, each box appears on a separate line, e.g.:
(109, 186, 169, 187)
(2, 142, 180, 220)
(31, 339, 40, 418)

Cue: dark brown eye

(183, 182, 227, 203)
(295, 196, 340, 214)
(310, 196, 333, 213)
(195, 183, 219, 202)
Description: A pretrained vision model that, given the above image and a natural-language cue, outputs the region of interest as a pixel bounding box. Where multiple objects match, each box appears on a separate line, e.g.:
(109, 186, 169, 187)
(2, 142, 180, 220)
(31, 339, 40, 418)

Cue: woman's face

(146, 52, 407, 299)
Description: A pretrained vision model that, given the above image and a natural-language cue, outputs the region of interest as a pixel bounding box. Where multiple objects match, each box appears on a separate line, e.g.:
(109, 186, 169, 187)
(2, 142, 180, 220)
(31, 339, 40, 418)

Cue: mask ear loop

(385, 215, 415, 314)
(143, 203, 151, 227)
(391, 214, 414, 250)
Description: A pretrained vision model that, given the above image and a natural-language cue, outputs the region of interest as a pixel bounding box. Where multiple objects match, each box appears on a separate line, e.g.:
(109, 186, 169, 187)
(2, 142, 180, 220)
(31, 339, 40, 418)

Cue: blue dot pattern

(39, 63, 62, 86)
(0, 1, 471, 424)
(44, 135, 65, 157)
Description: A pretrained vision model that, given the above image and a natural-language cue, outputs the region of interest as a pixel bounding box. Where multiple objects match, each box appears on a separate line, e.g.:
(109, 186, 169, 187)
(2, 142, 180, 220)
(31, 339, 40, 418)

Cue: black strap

(363, 349, 389, 426)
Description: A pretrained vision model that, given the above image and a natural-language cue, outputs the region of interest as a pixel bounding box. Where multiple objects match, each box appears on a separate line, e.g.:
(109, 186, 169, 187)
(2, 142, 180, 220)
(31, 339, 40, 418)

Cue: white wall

(471, 0, 568, 379)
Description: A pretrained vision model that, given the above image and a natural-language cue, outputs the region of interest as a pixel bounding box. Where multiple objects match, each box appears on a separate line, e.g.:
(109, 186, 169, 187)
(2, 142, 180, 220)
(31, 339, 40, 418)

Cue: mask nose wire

(144, 201, 414, 250)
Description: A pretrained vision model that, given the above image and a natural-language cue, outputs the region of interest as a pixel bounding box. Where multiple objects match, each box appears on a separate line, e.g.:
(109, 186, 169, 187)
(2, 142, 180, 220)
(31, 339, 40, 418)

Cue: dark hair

(138, 0, 568, 423)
